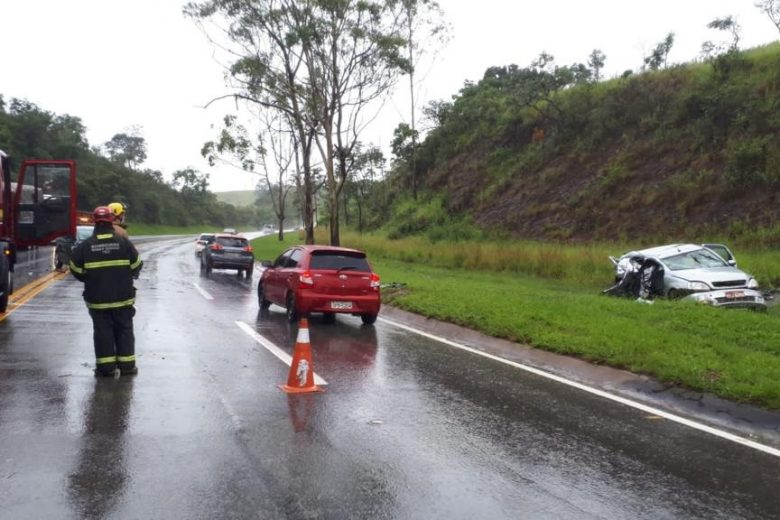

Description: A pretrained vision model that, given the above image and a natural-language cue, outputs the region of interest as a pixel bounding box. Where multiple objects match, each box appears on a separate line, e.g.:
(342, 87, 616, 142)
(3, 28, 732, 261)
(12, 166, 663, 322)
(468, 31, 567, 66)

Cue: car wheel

(286, 293, 298, 322)
(246, 267, 253, 279)
(361, 313, 377, 325)
(322, 312, 336, 324)
(236, 269, 243, 278)
(257, 282, 271, 309)
(667, 289, 683, 299)
(205, 260, 212, 276)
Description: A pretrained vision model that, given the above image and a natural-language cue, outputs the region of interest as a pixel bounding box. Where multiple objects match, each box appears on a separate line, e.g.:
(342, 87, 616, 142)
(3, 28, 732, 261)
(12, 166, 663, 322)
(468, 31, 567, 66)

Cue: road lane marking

(235, 321, 327, 386)
(378, 316, 780, 458)
(193, 283, 214, 300)
(0, 271, 69, 322)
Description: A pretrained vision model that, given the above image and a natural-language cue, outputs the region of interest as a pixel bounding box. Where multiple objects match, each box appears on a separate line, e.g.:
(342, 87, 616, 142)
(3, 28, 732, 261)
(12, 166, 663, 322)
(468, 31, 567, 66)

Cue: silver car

(607, 243, 766, 310)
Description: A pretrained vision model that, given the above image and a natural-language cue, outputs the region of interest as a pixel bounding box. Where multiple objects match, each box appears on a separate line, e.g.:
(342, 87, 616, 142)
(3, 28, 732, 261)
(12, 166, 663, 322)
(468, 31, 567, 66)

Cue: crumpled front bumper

(684, 288, 767, 310)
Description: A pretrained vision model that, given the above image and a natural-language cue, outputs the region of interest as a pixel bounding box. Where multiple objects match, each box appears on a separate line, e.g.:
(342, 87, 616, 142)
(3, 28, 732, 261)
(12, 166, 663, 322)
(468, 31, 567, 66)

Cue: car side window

(274, 250, 292, 268)
(286, 249, 303, 268)
(705, 244, 735, 264)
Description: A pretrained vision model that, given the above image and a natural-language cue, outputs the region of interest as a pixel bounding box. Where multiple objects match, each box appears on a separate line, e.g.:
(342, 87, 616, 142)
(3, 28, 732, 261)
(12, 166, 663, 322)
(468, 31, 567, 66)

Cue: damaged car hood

(668, 267, 748, 286)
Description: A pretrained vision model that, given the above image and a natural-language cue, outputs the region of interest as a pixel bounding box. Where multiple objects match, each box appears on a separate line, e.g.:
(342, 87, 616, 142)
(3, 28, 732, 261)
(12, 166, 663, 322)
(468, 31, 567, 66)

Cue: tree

(391, 123, 418, 170)
(644, 33, 675, 71)
(587, 49, 606, 82)
(104, 130, 147, 169)
(256, 112, 296, 240)
(401, 0, 449, 201)
(202, 108, 298, 240)
(481, 54, 577, 129)
(171, 167, 210, 194)
(347, 144, 384, 231)
(701, 16, 742, 58)
(421, 99, 452, 129)
(186, 0, 442, 246)
(301, 1, 413, 246)
(185, 0, 319, 244)
(755, 1, 780, 35)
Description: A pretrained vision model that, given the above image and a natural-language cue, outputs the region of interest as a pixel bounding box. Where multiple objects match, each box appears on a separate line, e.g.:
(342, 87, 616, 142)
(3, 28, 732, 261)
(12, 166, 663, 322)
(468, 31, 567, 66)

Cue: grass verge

(249, 231, 780, 410)
(129, 224, 254, 236)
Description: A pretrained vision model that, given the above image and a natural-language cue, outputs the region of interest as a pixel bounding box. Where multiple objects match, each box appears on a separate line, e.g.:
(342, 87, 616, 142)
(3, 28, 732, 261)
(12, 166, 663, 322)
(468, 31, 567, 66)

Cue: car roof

(199, 233, 215, 237)
(634, 244, 704, 259)
(214, 233, 246, 239)
(292, 244, 366, 255)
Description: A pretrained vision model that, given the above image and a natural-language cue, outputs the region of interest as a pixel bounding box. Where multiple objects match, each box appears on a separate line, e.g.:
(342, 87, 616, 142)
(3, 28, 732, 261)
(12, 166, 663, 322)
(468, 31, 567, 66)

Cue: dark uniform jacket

(69, 224, 142, 309)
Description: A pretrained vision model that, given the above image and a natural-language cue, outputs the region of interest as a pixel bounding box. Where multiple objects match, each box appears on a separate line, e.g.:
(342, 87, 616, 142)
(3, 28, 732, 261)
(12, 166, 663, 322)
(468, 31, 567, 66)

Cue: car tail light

(210, 243, 223, 251)
(243, 245, 253, 253)
(299, 270, 314, 285)
(370, 272, 380, 290)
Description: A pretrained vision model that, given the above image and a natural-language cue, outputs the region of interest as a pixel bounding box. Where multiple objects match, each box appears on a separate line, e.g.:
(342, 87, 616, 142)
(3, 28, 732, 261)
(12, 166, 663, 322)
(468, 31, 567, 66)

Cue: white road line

(193, 283, 214, 300)
(235, 321, 328, 386)
(378, 316, 780, 458)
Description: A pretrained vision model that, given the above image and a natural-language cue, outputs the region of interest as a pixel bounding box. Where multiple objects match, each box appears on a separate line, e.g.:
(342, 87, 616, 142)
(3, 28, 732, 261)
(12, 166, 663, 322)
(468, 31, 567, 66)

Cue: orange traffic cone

(280, 318, 324, 394)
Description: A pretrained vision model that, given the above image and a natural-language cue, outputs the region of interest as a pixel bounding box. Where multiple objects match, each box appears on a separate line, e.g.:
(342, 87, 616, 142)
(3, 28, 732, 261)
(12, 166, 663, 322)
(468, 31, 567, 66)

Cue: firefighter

(107, 201, 129, 238)
(70, 206, 143, 377)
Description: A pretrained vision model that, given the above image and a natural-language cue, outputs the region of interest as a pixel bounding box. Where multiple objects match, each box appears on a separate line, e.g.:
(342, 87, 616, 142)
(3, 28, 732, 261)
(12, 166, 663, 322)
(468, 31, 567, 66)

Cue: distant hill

(215, 190, 256, 207)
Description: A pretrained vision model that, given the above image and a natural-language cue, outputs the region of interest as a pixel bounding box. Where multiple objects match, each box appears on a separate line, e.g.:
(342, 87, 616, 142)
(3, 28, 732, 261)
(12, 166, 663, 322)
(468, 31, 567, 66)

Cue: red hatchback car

(258, 245, 381, 324)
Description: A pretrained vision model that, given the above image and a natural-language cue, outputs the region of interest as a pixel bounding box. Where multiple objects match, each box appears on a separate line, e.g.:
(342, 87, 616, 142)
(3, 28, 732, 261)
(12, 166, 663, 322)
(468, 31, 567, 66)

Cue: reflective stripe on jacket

(69, 225, 142, 309)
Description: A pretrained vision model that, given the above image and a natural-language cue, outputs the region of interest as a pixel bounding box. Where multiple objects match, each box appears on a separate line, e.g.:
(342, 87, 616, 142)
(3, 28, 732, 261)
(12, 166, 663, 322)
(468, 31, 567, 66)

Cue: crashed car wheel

(667, 289, 684, 299)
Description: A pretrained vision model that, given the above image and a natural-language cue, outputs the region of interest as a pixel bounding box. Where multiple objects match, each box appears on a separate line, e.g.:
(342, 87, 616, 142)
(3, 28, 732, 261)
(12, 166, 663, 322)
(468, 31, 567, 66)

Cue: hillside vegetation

(386, 44, 780, 248)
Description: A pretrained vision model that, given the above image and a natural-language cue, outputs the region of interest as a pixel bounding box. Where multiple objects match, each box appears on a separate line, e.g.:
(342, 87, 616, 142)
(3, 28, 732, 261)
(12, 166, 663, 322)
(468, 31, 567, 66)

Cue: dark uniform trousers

(89, 306, 136, 375)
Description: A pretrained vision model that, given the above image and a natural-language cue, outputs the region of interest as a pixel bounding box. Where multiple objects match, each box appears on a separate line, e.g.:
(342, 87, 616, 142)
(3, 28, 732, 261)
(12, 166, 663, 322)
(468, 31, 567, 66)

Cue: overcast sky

(2, 1, 778, 192)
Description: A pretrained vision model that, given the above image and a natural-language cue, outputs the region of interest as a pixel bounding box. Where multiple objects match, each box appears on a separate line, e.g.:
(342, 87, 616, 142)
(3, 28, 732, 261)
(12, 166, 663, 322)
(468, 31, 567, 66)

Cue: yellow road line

(0, 270, 69, 322)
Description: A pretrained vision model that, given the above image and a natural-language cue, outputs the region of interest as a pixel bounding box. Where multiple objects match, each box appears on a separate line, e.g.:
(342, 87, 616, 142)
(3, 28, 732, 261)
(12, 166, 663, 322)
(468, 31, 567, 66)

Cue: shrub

(725, 137, 771, 187)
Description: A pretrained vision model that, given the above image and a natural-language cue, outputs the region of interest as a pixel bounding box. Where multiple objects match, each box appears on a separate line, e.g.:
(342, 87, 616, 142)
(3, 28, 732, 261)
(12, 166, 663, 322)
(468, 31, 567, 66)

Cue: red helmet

(92, 206, 114, 223)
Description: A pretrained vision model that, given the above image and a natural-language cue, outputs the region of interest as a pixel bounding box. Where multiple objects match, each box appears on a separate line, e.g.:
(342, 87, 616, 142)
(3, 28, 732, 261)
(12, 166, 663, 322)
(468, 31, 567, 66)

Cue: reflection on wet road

(0, 237, 778, 519)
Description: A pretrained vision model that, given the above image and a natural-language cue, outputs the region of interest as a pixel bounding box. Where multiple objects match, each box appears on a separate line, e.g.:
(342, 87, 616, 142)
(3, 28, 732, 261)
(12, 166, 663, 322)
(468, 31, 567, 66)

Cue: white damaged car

(605, 243, 766, 310)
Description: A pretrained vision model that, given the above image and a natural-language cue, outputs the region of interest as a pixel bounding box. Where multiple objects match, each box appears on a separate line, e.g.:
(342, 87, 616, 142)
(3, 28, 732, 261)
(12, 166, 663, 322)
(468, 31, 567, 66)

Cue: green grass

(250, 230, 780, 410)
(130, 224, 254, 236)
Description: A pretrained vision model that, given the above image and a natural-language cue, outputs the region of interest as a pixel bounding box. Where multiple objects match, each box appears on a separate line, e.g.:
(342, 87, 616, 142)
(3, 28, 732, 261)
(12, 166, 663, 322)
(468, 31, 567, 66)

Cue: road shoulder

(380, 305, 780, 450)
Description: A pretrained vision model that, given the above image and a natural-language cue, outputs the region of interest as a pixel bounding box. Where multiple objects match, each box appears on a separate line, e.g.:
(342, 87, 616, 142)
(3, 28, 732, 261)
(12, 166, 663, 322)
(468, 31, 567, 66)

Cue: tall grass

(253, 230, 780, 289)
(342, 232, 618, 287)
(350, 231, 780, 289)
(131, 224, 255, 236)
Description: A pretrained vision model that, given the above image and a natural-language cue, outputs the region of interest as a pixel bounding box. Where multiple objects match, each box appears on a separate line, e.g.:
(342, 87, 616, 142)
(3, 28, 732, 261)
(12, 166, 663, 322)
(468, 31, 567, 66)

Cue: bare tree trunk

(408, 8, 418, 200)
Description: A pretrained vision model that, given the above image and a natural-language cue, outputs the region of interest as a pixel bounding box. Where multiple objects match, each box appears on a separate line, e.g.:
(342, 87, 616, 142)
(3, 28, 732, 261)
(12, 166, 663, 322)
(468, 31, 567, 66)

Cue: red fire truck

(0, 150, 78, 312)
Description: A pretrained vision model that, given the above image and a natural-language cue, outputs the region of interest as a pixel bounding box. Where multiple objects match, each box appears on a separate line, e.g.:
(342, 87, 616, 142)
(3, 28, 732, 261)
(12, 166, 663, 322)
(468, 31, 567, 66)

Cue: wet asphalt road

(1, 237, 779, 519)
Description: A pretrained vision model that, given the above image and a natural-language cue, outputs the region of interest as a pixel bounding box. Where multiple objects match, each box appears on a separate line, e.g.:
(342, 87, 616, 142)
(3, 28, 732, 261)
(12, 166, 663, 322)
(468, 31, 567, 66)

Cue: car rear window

(310, 251, 370, 272)
(217, 237, 248, 247)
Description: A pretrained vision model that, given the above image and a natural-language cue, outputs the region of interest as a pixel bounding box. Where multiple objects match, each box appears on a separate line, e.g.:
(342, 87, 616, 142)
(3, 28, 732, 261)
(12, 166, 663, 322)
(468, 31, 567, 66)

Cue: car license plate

(725, 291, 744, 299)
(331, 301, 353, 310)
